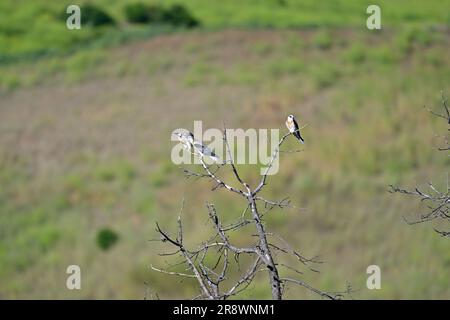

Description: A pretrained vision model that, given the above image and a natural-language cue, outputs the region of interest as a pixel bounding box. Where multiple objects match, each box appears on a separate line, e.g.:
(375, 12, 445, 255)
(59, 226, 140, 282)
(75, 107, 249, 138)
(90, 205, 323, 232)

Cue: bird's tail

(203, 147, 220, 162)
(294, 131, 305, 144)
(210, 154, 220, 162)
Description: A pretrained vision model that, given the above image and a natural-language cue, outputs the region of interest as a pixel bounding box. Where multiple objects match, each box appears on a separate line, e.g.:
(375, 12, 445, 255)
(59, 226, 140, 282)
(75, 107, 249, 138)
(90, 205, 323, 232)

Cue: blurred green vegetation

(80, 4, 116, 27)
(97, 228, 119, 251)
(0, 0, 448, 63)
(0, 0, 449, 299)
(124, 2, 199, 27)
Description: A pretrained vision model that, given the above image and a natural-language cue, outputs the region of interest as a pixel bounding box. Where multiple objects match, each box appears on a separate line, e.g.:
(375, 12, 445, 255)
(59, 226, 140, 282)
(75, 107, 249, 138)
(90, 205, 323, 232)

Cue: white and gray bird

(188, 133, 220, 162)
(175, 131, 219, 162)
(285, 114, 305, 144)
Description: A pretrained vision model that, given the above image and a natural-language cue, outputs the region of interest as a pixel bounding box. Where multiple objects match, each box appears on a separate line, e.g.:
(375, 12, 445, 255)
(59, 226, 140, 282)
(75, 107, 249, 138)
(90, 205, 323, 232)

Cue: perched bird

(189, 134, 220, 162)
(285, 114, 305, 143)
(175, 131, 219, 162)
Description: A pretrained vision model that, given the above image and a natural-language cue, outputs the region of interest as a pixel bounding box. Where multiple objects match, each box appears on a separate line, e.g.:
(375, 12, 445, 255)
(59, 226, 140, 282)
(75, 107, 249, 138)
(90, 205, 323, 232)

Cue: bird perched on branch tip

(174, 130, 219, 162)
(285, 114, 305, 144)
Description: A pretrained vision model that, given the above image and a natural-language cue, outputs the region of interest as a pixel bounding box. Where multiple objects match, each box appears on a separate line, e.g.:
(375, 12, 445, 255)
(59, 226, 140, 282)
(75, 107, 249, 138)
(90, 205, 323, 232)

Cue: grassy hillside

(0, 0, 448, 61)
(0, 1, 449, 299)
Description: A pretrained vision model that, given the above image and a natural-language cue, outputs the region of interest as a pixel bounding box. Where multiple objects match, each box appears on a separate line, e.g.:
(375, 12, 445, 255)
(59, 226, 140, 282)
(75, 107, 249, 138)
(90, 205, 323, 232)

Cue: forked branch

(153, 124, 348, 299)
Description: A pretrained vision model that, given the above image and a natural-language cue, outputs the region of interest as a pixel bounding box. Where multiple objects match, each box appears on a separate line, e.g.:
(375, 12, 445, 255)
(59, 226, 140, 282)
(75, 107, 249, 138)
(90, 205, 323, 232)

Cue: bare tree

(390, 92, 450, 238)
(151, 125, 350, 299)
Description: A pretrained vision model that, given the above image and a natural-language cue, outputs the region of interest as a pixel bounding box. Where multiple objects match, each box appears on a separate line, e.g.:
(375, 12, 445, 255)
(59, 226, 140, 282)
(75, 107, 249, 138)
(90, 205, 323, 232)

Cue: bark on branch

(153, 124, 347, 299)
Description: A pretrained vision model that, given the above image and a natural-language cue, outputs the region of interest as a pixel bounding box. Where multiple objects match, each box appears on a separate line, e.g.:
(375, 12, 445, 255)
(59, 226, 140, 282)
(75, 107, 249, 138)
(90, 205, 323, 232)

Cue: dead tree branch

(391, 92, 450, 238)
(153, 124, 348, 299)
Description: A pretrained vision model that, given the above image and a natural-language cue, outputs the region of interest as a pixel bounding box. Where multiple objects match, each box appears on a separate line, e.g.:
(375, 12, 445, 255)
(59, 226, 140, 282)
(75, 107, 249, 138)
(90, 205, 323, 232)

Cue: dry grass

(0, 28, 449, 299)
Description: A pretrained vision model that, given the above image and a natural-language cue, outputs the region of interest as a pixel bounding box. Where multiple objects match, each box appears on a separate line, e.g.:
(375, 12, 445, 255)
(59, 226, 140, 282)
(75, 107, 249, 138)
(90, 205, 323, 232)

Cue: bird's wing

(292, 118, 304, 141)
(193, 141, 218, 159)
(292, 118, 300, 132)
(192, 141, 208, 153)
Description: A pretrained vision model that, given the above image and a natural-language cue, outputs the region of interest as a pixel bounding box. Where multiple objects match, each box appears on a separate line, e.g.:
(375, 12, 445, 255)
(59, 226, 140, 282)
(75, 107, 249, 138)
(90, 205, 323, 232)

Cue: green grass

(0, 0, 448, 63)
(1, 27, 448, 298)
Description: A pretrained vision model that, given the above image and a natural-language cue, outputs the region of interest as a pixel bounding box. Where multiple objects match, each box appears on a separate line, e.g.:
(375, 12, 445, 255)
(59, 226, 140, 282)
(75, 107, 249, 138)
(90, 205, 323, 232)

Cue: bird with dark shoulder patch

(285, 114, 304, 143)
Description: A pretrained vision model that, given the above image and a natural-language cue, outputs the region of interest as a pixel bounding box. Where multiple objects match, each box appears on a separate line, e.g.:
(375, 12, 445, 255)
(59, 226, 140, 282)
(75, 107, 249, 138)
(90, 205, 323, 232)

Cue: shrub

(124, 3, 165, 24)
(123, 3, 199, 28)
(147, 5, 166, 23)
(82, 4, 115, 27)
(124, 3, 151, 23)
(96, 228, 119, 251)
(162, 4, 200, 28)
